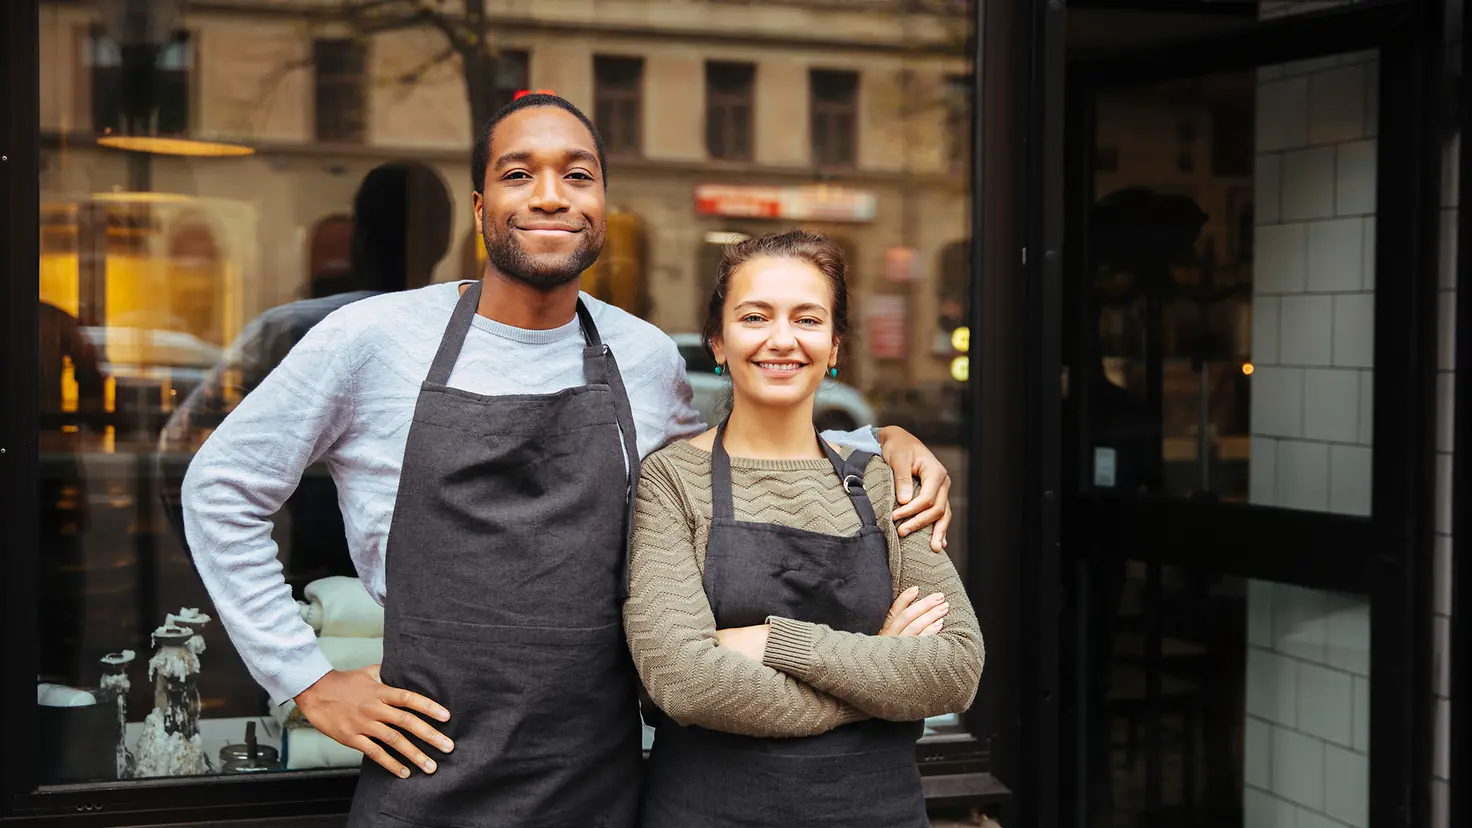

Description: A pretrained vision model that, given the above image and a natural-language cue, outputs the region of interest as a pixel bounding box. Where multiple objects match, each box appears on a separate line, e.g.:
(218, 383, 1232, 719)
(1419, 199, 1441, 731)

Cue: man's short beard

(482, 215, 603, 291)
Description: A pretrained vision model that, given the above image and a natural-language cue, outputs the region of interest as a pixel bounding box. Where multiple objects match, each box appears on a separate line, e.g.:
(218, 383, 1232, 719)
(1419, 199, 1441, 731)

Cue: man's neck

(470, 268, 581, 330)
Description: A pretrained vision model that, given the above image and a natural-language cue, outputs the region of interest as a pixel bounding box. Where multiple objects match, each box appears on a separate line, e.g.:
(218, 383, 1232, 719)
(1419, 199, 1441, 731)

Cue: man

(183, 94, 953, 827)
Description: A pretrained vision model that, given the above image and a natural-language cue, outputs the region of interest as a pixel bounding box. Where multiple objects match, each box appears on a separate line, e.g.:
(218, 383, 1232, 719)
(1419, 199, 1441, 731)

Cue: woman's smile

(754, 360, 807, 378)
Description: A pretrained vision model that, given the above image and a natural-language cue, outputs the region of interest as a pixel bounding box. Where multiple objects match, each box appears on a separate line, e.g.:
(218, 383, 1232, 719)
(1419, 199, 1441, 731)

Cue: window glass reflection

(34, 0, 975, 783)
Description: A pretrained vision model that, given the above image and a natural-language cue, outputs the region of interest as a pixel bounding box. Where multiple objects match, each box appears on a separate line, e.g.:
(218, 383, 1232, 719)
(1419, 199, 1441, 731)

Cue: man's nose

(528, 173, 570, 212)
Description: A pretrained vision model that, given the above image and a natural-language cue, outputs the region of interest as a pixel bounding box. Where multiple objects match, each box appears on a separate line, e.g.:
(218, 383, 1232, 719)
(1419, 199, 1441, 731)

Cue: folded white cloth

(286, 726, 364, 770)
(301, 576, 384, 638)
(37, 683, 97, 707)
(271, 635, 384, 727)
(317, 636, 383, 673)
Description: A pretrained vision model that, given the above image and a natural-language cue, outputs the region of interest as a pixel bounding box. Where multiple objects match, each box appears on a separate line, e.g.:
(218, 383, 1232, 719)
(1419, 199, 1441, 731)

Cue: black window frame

(705, 61, 755, 162)
(809, 68, 859, 169)
(0, 0, 1019, 823)
(593, 55, 643, 158)
(1019, 2, 1445, 827)
(313, 38, 368, 145)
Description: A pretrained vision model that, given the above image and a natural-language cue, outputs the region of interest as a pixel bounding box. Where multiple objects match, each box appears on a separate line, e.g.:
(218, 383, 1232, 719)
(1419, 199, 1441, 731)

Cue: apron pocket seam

(397, 614, 622, 646)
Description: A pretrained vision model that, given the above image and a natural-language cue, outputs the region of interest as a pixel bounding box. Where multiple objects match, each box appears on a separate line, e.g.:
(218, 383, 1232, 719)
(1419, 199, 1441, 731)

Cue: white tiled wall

(1244, 51, 1378, 828)
(1248, 23, 1461, 828)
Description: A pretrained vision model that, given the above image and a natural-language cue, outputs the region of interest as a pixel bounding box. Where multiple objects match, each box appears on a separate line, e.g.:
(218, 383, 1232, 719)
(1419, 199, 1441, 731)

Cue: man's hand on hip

(294, 666, 453, 778)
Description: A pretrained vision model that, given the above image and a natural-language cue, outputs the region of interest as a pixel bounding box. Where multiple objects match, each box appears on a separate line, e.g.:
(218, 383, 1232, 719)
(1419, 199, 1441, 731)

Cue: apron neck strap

(711, 421, 879, 528)
(427, 281, 484, 386)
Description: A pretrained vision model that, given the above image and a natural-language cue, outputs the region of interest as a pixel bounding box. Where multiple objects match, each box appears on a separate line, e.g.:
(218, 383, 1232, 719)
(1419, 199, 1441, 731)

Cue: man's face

(473, 107, 605, 290)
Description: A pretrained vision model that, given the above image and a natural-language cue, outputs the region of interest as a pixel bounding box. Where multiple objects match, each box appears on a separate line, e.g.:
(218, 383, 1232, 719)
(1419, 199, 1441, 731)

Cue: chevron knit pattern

(623, 440, 984, 738)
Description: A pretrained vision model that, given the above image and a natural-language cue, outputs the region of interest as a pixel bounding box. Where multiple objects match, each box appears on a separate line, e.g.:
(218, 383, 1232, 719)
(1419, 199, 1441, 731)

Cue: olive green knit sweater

(623, 439, 984, 739)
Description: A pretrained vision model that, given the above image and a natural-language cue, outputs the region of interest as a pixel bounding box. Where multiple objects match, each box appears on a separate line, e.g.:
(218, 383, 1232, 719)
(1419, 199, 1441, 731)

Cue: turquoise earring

(828, 366, 839, 378)
(715, 364, 725, 376)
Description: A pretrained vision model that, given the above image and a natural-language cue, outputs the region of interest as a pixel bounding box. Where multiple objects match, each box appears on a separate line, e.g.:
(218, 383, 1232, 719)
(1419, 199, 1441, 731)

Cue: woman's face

(711, 255, 838, 414)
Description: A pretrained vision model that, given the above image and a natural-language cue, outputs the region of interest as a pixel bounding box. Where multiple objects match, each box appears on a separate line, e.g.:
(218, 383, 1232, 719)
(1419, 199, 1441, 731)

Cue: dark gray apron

(349, 281, 643, 828)
(639, 423, 929, 828)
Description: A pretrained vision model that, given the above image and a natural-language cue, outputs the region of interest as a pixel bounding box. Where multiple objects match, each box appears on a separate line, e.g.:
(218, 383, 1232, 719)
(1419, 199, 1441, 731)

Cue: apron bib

(640, 423, 928, 828)
(349, 282, 643, 828)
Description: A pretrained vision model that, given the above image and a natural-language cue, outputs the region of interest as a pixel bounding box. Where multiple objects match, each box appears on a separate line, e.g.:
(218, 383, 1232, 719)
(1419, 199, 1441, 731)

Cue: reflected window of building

(493, 50, 531, 114)
(810, 69, 858, 168)
(28, 0, 978, 791)
(945, 74, 971, 171)
(594, 55, 643, 157)
(83, 25, 192, 136)
(706, 61, 755, 161)
(314, 39, 367, 144)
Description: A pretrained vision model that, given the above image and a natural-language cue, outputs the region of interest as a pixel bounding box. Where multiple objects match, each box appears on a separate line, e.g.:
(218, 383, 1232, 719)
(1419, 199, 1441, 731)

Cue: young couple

(183, 92, 980, 828)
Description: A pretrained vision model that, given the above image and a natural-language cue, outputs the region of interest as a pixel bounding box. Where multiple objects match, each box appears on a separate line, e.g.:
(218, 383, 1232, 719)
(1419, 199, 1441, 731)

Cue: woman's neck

(722, 400, 822, 460)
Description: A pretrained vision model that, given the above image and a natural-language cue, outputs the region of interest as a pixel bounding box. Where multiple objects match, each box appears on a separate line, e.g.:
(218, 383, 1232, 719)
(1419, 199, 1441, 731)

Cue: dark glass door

(1057, 7, 1441, 828)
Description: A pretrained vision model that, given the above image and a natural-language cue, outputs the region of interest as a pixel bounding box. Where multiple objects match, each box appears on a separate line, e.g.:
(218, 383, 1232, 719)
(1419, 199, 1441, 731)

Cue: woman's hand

(875, 426, 953, 552)
(879, 586, 949, 637)
(715, 624, 771, 661)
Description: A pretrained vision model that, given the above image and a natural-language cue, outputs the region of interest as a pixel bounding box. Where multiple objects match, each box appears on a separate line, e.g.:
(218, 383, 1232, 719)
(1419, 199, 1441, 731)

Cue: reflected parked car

(670, 333, 876, 432)
(79, 327, 222, 432)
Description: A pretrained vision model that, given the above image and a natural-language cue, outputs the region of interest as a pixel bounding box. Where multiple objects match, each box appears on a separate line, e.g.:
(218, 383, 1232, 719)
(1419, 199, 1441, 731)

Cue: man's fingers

(899, 468, 950, 536)
(888, 451, 917, 505)
(368, 721, 438, 775)
(384, 685, 450, 724)
(932, 503, 954, 554)
(893, 462, 945, 525)
(385, 702, 455, 754)
(353, 733, 411, 779)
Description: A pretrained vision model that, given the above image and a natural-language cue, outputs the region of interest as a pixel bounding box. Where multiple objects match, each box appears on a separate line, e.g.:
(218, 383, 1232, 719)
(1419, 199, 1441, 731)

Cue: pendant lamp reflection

(92, 0, 253, 158)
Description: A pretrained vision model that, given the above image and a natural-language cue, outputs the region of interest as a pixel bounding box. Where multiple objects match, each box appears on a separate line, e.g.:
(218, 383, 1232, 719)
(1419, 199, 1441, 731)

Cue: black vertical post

(1370, 1, 1443, 827)
(0, 0, 42, 812)
(1448, 0, 1472, 825)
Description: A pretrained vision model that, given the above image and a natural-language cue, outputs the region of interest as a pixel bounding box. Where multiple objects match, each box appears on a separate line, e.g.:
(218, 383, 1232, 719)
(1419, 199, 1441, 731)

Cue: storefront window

(30, 0, 975, 786)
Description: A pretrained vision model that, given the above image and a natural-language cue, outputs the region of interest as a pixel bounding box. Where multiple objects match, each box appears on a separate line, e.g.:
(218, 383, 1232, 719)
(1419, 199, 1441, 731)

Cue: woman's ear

(828, 336, 841, 368)
(710, 335, 726, 367)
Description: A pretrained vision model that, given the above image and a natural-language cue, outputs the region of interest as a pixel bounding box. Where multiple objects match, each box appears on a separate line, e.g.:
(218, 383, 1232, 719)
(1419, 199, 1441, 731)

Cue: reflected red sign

(514, 89, 557, 100)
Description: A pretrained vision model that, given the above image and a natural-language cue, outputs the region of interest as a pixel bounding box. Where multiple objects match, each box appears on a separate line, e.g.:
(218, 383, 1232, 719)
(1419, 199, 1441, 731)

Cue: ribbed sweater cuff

(763, 616, 817, 680)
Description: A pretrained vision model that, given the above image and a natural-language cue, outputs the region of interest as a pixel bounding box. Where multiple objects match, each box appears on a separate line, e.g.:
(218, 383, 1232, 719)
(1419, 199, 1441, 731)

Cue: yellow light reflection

(950, 326, 970, 353)
(950, 355, 969, 382)
(97, 135, 255, 157)
(1242, 363, 1254, 376)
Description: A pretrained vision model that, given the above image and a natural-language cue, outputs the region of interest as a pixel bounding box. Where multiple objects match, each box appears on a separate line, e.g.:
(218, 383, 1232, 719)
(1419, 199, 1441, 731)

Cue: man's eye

(568, 171, 594, 180)
(503, 171, 531, 180)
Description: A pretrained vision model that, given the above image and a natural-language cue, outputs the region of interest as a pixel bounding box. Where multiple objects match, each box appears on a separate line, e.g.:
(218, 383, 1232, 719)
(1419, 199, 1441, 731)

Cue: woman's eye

(798, 317, 822, 326)
(742, 314, 766, 323)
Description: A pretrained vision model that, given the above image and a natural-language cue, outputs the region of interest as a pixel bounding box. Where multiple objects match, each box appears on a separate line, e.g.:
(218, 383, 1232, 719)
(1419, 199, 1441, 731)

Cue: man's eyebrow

(493, 148, 601, 169)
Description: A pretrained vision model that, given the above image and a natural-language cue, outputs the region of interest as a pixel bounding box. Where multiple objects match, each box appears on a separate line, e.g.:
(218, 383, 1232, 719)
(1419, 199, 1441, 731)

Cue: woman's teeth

(757, 362, 803, 374)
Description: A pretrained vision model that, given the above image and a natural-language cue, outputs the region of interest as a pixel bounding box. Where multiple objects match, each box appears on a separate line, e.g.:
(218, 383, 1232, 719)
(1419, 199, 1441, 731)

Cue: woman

(624, 230, 984, 828)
